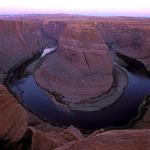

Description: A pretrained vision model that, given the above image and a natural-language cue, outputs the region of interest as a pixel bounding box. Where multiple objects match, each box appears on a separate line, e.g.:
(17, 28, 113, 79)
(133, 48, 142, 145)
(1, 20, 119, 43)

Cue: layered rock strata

(56, 129, 150, 150)
(96, 18, 150, 71)
(35, 22, 114, 109)
(0, 15, 150, 150)
(0, 18, 55, 82)
(0, 84, 27, 142)
(0, 84, 84, 150)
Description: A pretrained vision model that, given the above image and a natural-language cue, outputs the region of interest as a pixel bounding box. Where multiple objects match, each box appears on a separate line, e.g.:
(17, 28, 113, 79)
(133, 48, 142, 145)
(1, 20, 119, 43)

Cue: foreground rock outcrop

(0, 82, 150, 149)
(56, 129, 150, 150)
(0, 84, 84, 150)
(0, 84, 27, 143)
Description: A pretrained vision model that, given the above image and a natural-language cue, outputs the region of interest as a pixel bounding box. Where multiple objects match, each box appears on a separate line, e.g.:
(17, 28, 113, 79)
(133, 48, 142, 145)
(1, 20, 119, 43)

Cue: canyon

(0, 14, 150, 149)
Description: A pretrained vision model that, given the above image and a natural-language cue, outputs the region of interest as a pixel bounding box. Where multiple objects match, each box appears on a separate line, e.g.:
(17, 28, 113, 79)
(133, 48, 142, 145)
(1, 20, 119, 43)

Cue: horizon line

(0, 12, 149, 18)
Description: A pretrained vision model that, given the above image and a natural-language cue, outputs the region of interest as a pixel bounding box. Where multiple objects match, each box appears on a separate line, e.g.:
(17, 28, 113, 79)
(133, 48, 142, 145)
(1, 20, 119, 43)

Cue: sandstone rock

(29, 125, 83, 150)
(64, 125, 84, 140)
(29, 127, 59, 150)
(96, 18, 150, 69)
(46, 125, 83, 144)
(0, 15, 150, 150)
(27, 112, 84, 149)
(35, 22, 113, 106)
(27, 111, 44, 127)
(0, 18, 52, 81)
(56, 129, 150, 150)
(42, 20, 67, 39)
(0, 84, 27, 142)
(0, 84, 83, 149)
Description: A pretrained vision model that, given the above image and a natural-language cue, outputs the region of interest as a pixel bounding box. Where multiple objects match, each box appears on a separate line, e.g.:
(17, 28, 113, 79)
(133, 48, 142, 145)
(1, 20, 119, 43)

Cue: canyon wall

(0, 83, 150, 150)
(35, 17, 150, 108)
(0, 15, 149, 149)
(0, 17, 66, 82)
(96, 18, 150, 70)
(35, 21, 113, 103)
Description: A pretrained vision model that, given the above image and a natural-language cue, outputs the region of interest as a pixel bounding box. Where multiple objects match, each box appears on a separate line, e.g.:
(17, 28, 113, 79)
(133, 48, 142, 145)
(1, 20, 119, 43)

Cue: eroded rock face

(0, 84, 27, 142)
(0, 83, 84, 149)
(29, 127, 59, 150)
(96, 18, 150, 70)
(0, 18, 52, 82)
(35, 22, 113, 104)
(56, 129, 150, 150)
(42, 20, 67, 39)
(26, 126, 83, 150)
(0, 84, 83, 149)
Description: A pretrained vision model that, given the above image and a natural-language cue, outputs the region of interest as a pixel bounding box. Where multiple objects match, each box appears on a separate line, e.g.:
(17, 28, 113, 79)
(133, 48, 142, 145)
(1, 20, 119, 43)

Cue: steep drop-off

(35, 22, 113, 105)
(0, 15, 150, 150)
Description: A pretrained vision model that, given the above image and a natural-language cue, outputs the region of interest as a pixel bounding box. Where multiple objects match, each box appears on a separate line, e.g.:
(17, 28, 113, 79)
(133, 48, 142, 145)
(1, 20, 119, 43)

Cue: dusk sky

(0, 0, 150, 17)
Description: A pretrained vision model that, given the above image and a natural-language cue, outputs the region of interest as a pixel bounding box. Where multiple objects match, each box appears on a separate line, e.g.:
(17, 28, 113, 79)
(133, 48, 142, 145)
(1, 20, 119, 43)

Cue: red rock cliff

(35, 21, 113, 104)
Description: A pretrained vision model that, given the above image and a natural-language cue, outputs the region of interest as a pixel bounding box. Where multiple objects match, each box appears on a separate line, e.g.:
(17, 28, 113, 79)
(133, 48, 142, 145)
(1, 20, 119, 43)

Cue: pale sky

(0, 0, 150, 17)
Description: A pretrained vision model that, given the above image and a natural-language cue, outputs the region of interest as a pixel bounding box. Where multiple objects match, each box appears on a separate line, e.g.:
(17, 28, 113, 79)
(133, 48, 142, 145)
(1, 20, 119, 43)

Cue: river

(7, 48, 150, 130)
